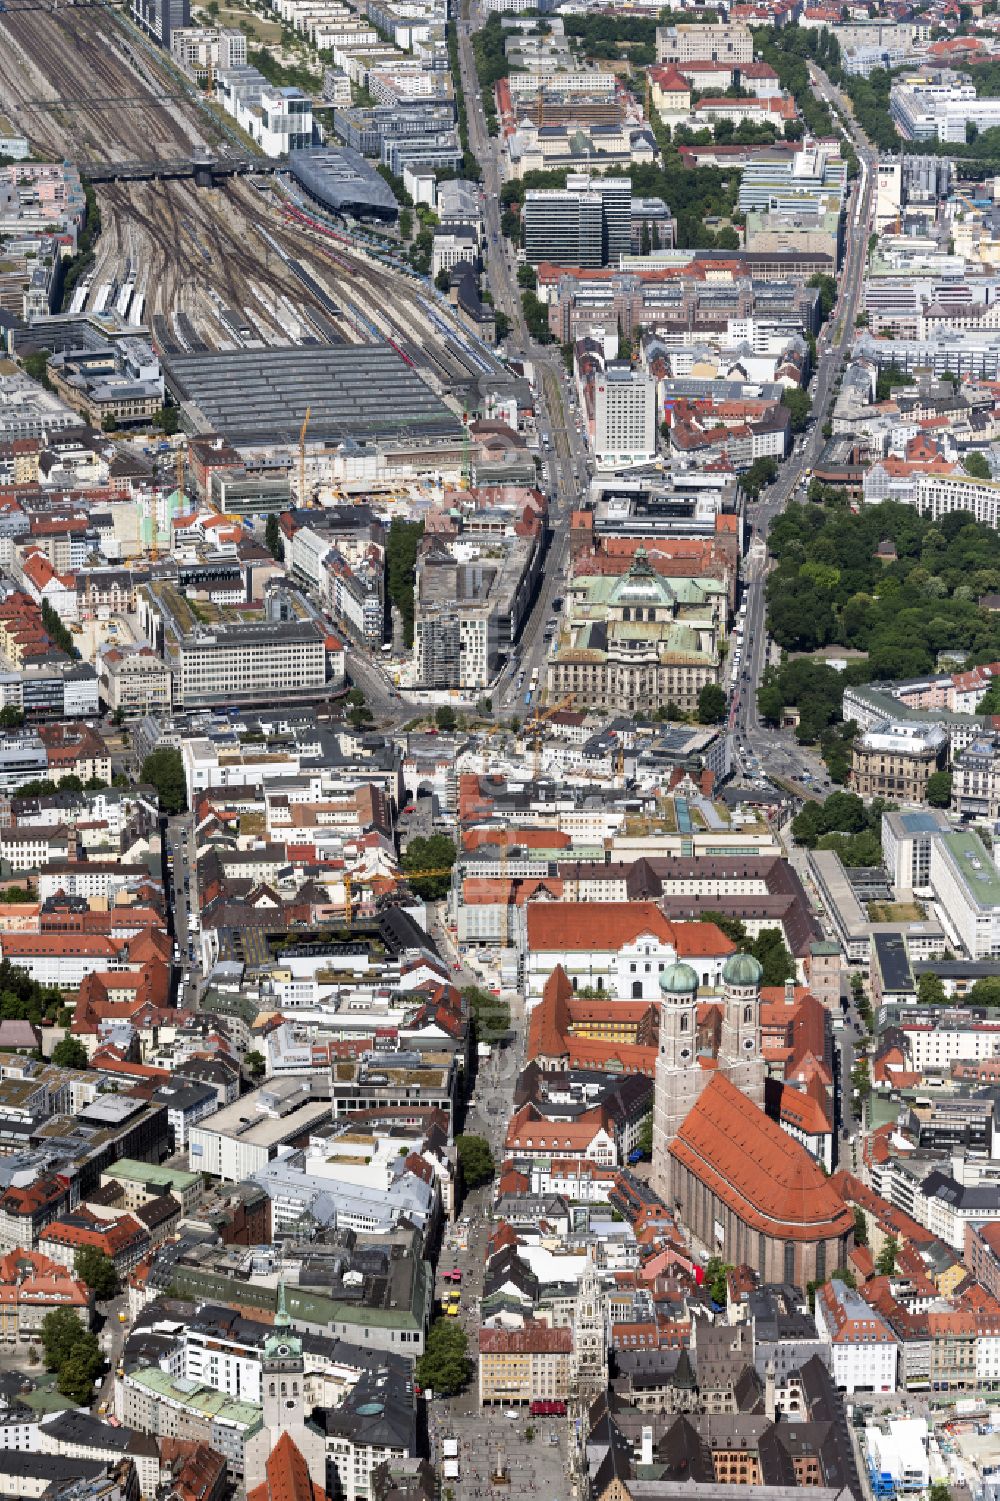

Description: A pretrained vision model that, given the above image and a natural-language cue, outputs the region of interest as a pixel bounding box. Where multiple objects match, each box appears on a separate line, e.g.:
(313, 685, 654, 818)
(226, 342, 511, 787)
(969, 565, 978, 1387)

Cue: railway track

(0, 7, 200, 159)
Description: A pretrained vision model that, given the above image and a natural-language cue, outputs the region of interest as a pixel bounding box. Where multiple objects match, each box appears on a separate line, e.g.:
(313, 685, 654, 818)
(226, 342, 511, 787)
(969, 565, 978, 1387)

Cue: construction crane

(343, 866, 456, 927)
(525, 693, 576, 780)
(298, 407, 311, 504)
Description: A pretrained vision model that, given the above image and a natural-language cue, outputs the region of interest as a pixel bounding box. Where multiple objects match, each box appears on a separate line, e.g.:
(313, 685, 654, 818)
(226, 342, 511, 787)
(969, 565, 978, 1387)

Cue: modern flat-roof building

(929, 829, 1000, 960)
(522, 174, 630, 268)
(594, 364, 658, 469)
(131, 0, 189, 46)
(882, 808, 953, 894)
(655, 21, 753, 64)
(738, 140, 848, 216)
(890, 73, 1000, 143)
(170, 25, 246, 80)
(138, 580, 329, 710)
(189, 1080, 332, 1182)
(214, 67, 313, 157)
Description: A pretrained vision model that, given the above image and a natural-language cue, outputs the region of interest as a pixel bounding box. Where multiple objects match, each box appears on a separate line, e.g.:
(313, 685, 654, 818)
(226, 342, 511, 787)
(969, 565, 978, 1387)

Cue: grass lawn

(211, 2, 283, 43)
(867, 901, 925, 923)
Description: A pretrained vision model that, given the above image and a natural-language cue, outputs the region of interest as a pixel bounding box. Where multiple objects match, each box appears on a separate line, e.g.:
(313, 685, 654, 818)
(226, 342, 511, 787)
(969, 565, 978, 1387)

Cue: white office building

(815, 1280, 898, 1395)
(890, 73, 1000, 144)
(929, 828, 1000, 960)
(214, 67, 313, 157)
(882, 808, 952, 895)
(595, 365, 657, 470)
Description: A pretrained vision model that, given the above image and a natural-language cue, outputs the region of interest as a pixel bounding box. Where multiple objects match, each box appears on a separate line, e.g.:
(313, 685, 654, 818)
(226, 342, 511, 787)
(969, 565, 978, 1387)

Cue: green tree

(0, 706, 23, 729)
(875, 1236, 898, 1277)
(926, 770, 953, 808)
(931, 1484, 953, 1501)
(0, 886, 34, 903)
(917, 972, 946, 1006)
(781, 385, 812, 433)
(386, 520, 423, 648)
(415, 1317, 471, 1396)
(462, 984, 510, 1043)
(154, 405, 179, 436)
(41, 600, 76, 657)
(807, 272, 838, 320)
(347, 702, 374, 730)
(966, 976, 1000, 1007)
(245, 1050, 266, 1078)
(875, 363, 915, 402)
(402, 833, 457, 900)
(435, 705, 458, 731)
(73, 1246, 118, 1301)
(748, 928, 796, 986)
(963, 452, 992, 480)
(700, 911, 748, 945)
(742, 456, 778, 499)
(853, 1207, 868, 1247)
(264, 513, 285, 562)
(457, 1133, 495, 1189)
(21, 349, 52, 387)
(636, 1111, 653, 1157)
(704, 1256, 731, 1305)
(40, 1307, 90, 1372)
(57, 1349, 100, 1406)
(52, 1035, 88, 1070)
(434, 268, 451, 293)
(140, 748, 187, 815)
(697, 682, 728, 723)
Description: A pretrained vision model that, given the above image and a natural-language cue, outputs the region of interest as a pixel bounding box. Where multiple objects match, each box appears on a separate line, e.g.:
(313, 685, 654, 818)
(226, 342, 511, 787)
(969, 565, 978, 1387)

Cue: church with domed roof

(652, 954, 853, 1288)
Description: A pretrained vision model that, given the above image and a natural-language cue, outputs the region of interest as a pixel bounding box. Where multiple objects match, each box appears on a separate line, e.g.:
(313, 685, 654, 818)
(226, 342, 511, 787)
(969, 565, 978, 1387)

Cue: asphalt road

(165, 812, 201, 1007)
(457, 3, 593, 720)
(729, 68, 876, 791)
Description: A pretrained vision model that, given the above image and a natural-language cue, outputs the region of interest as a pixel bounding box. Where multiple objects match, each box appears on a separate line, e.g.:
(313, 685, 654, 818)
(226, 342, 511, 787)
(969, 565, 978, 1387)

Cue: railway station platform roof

(162, 344, 463, 447)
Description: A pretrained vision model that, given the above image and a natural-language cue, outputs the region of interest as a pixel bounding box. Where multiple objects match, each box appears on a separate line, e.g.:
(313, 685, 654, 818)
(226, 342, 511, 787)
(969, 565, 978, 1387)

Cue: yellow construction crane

(525, 693, 575, 780)
(343, 866, 456, 927)
(299, 407, 311, 504)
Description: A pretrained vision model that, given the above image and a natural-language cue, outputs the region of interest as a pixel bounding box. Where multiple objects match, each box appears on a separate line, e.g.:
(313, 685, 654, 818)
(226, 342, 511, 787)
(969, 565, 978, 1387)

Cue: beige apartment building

(655, 21, 753, 64)
(478, 1324, 573, 1407)
(850, 721, 948, 804)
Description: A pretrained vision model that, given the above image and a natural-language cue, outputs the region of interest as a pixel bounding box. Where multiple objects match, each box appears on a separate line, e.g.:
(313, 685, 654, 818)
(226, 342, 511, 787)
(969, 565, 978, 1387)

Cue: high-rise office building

(523, 174, 631, 267)
(594, 364, 657, 469)
(132, 0, 190, 46)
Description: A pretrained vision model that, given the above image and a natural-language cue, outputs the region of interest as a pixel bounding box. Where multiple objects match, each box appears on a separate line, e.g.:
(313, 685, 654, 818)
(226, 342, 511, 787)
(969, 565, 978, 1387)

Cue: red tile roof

(526, 903, 735, 957)
(669, 1073, 854, 1242)
(479, 1323, 572, 1354)
(247, 1434, 328, 1501)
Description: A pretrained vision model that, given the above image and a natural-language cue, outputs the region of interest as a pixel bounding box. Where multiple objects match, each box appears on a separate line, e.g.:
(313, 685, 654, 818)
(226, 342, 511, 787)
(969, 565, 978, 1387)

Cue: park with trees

(764, 501, 1000, 678)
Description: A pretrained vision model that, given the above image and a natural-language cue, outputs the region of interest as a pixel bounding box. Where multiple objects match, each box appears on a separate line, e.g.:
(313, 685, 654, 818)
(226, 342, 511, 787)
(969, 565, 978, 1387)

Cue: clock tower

(246, 1283, 327, 1494)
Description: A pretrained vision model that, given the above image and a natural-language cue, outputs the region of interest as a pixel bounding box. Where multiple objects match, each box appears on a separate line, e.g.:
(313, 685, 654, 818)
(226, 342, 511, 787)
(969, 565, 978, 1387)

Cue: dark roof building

(288, 146, 399, 221)
(162, 347, 463, 448)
